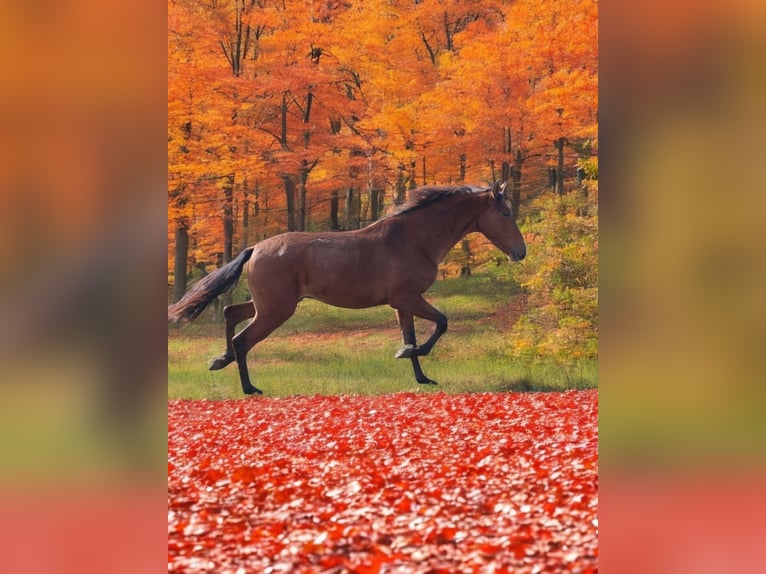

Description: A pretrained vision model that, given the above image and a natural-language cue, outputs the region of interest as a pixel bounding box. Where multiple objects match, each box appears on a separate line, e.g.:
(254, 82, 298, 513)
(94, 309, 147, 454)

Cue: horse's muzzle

(509, 247, 526, 262)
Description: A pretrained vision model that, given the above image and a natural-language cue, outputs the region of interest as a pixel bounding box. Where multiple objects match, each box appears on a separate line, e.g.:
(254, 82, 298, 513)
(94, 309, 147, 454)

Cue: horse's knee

(232, 334, 249, 358)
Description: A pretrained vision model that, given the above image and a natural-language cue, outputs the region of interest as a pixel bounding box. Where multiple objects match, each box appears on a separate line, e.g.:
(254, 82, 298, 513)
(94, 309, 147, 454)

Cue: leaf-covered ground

(168, 390, 598, 573)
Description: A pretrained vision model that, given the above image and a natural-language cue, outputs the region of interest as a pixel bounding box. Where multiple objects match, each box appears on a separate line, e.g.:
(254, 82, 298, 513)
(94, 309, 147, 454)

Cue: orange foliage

(168, 0, 597, 276)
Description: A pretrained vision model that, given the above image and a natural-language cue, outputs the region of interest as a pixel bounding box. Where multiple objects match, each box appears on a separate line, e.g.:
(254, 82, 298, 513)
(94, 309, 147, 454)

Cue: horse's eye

(502, 206, 511, 217)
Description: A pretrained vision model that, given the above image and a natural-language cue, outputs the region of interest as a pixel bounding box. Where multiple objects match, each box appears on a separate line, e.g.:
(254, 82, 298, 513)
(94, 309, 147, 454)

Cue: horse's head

(477, 182, 526, 262)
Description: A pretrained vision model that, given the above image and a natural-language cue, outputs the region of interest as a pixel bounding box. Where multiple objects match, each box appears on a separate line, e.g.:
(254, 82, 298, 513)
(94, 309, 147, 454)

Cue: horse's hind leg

(209, 301, 255, 370)
(232, 306, 296, 395)
(395, 309, 437, 385)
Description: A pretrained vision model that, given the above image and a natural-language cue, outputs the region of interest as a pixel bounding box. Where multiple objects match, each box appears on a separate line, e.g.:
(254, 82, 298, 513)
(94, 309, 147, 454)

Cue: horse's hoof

(209, 356, 233, 371)
(395, 345, 418, 359)
(243, 385, 263, 395)
(417, 378, 438, 385)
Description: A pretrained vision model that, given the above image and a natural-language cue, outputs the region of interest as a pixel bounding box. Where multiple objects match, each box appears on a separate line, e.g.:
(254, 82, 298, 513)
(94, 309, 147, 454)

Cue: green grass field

(168, 273, 597, 399)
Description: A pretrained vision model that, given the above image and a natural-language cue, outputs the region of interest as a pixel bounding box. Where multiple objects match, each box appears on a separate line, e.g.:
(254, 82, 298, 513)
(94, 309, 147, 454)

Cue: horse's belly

(300, 255, 388, 309)
(316, 293, 387, 309)
(302, 279, 387, 309)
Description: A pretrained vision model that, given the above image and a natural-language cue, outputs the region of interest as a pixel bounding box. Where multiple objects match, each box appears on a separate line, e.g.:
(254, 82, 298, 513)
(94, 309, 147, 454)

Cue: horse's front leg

(395, 295, 448, 356)
(209, 301, 254, 370)
(394, 309, 437, 385)
(393, 293, 449, 384)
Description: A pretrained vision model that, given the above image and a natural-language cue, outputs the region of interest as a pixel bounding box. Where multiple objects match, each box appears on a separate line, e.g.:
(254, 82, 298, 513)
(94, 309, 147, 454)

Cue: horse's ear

(492, 181, 507, 198)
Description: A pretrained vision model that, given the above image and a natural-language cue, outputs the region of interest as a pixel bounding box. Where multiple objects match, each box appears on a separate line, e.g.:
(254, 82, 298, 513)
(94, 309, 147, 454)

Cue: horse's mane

(393, 185, 488, 217)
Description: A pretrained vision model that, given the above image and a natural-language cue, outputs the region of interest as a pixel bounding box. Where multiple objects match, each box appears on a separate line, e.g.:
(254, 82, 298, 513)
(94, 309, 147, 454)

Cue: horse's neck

(412, 194, 486, 262)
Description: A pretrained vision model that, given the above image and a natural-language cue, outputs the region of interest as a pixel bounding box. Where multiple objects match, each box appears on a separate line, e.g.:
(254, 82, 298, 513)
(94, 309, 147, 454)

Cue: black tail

(168, 246, 254, 325)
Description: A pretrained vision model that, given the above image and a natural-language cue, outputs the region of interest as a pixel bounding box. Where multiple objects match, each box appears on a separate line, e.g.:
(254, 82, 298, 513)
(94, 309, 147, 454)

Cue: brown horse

(168, 182, 526, 395)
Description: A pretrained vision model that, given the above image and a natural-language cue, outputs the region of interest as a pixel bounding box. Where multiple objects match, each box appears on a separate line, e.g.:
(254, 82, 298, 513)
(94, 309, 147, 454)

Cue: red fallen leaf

(231, 466, 255, 482)
(347, 546, 395, 574)
(394, 496, 412, 513)
(202, 468, 224, 482)
(168, 390, 598, 572)
(435, 526, 458, 544)
(249, 522, 285, 540)
(510, 540, 529, 560)
(318, 553, 346, 569)
(478, 542, 503, 554)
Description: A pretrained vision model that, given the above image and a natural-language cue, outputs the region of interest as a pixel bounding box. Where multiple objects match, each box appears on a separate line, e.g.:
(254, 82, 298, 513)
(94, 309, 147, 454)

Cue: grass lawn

(168, 273, 597, 399)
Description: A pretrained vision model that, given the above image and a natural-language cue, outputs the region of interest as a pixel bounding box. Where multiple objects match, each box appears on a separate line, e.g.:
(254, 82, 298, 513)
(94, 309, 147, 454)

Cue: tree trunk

(330, 189, 339, 230)
(298, 162, 308, 231)
(222, 174, 234, 264)
(303, 90, 313, 148)
(460, 238, 472, 277)
(283, 175, 295, 231)
(241, 178, 249, 249)
(395, 167, 406, 205)
(173, 220, 189, 302)
(297, 88, 314, 232)
(280, 92, 288, 148)
(503, 126, 512, 154)
(369, 187, 380, 221)
(221, 174, 236, 313)
(555, 137, 565, 195)
(345, 187, 356, 229)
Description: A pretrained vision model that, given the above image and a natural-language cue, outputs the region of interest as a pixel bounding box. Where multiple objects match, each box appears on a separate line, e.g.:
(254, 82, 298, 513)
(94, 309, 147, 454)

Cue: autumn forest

(168, 0, 597, 360)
